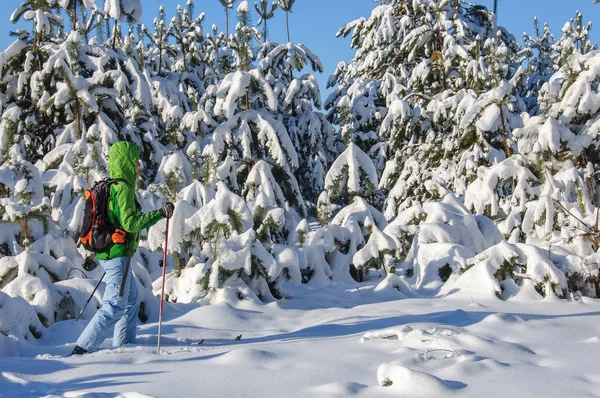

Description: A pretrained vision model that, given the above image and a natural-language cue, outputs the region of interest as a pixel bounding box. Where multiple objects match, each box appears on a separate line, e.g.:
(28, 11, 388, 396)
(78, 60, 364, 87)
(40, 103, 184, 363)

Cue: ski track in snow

(2, 283, 600, 398)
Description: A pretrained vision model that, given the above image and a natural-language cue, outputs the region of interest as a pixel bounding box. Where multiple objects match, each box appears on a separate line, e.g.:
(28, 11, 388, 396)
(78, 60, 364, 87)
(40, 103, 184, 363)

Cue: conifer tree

(219, 0, 235, 37)
(277, 0, 295, 42)
(255, 0, 277, 44)
(328, 0, 523, 219)
(10, 0, 63, 70)
(256, 0, 335, 207)
(203, 2, 305, 219)
(521, 18, 555, 114)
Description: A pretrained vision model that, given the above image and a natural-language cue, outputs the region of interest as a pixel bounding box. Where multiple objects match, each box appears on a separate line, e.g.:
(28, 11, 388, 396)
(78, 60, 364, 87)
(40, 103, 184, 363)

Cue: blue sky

(1, 0, 599, 100)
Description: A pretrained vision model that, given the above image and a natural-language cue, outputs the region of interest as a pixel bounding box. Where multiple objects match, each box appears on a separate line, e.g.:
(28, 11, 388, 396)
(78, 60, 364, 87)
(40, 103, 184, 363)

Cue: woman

(72, 141, 173, 355)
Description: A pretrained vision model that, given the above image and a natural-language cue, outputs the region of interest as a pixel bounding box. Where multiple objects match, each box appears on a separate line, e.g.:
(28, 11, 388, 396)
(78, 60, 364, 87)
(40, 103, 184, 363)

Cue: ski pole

(157, 217, 170, 354)
(76, 272, 106, 321)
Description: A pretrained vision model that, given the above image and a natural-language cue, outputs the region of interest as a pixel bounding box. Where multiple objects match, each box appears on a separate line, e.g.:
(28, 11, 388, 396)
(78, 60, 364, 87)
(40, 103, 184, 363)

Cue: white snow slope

(1, 280, 599, 398)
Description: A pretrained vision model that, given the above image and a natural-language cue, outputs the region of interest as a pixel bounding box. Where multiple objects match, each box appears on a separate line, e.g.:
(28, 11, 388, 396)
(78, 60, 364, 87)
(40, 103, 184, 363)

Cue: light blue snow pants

(76, 256, 140, 351)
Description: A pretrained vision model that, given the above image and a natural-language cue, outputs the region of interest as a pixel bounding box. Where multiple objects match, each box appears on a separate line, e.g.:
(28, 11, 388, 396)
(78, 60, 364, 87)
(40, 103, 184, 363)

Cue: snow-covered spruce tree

(257, 2, 337, 209)
(0, 3, 82, 331)
(141, 6, 172, 77)
(327, 0, 524, 220)
(0, 143, 95, 328)
(383, 3, 524, 217)
(5, 0, 65, 161)
(205, 0, 238, 81)
(147, 150, 193, 276)
(3, 0, 160, 169)
(463, 155, 538, 242)
(520, 18, 556, 115)
(317, 141, 391, 282)
(509, 20, 600, 296)
(0, 145, 48, 257)
(9, 0, 64, 72)
(151, 182, 297, 303)
(456, 10, 600, 298)
(146, 179, 214, 303)
(203, 2, 304, 217)
(140, 6, 189, 154)
(309, 194, 389, 283)
(314, 129, 388, 282)
(147, 2, 219, 153)
(168, 2, 218, 111)
(352, 215, 397, 279)
(178, 1, 312, 298)
(441, 239, 567, 300)
(549, 11, 596, 73)
(381, 193, 566, 300)
(0, 288, 47, 347)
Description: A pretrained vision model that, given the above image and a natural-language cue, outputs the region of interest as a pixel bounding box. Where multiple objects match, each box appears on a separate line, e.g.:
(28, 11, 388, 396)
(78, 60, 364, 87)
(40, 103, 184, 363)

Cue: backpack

(79, 179, 127, 252)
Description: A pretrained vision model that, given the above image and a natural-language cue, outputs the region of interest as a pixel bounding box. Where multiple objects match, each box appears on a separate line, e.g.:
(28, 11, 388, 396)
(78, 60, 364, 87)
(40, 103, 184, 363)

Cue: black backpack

(79, 179, 127, 252)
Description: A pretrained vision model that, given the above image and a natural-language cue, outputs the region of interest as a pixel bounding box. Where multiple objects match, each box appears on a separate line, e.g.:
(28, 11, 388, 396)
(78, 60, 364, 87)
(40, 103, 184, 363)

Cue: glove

(159, 202, 174, 219)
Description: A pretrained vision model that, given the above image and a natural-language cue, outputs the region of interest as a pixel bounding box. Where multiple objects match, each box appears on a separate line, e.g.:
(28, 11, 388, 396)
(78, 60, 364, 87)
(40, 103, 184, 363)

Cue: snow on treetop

(465, 156, 537, 213)
(204, 109, 297, 171)
(237, 1, 250, 13)
(105, 0, 143, 23)
(0, 41, 27, 68)
(332, 196, 387, 231)
(421, 194, 489, 256)
(198, 182, 254, 236)
(157, 151, 193, 187)
(325, 142, 378, 196)
(244, 160, 286, 209)
(352, 220, 396, 268)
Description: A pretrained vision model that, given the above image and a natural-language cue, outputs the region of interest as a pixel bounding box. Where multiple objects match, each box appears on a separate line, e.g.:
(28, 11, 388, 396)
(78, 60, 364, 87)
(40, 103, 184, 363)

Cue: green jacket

(96, 141, 163, 260)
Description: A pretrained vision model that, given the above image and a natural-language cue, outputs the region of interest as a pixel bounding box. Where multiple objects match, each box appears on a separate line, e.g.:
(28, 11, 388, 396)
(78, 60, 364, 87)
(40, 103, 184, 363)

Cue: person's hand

(159, 202, 174, 219)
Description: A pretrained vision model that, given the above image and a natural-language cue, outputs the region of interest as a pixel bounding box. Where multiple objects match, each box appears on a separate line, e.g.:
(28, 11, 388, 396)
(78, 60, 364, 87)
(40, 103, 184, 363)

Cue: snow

(325, 142, 378, 197)
(1, 282, 600, 397)
(105, 0, 143, 23)
(237, 1, 250, 13)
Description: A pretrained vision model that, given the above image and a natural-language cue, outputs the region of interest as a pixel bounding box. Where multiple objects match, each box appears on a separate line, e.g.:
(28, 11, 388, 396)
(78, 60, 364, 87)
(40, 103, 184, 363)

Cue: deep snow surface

(1, 280, 599, 398)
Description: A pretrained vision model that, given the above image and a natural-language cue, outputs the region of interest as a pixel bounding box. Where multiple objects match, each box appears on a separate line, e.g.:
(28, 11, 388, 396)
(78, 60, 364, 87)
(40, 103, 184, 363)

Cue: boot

(70, 345, 88, 356)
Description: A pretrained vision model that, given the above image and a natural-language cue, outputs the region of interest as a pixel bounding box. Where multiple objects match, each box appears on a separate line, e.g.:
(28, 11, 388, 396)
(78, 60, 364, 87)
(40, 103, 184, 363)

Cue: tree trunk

(286, 11, 291, 42)
(34, 30, 42, 71)
(76, 99, 82, 139)
(73, 0, 77, 30)
(263, 21, 267, 44)
(225, 8, 229, 37)
(499, 104, 512, 157)
(112, 20, 118, 50)
(158, 24, 164, 75)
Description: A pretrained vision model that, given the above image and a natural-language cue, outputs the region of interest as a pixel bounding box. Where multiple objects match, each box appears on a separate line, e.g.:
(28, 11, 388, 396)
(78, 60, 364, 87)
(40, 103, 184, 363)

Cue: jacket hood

(108, 141, 141, 186)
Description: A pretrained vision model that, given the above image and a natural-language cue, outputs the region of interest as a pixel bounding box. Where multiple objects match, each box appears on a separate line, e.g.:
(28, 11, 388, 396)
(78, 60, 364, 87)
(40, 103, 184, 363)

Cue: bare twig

(277, 291, 291, 305)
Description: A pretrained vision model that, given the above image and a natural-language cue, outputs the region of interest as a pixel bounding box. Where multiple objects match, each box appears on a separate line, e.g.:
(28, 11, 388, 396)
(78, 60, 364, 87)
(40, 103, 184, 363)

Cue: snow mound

(211, 347, 278, 365)
(309, 381, 368, 396)
(377, 363, 464, 395)
(0, 290, 46, 356)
